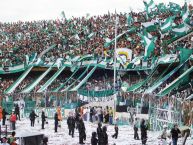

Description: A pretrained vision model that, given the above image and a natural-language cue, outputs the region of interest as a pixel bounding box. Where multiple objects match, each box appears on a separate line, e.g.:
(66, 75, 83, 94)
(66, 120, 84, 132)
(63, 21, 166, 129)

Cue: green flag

(172, 23, 189, 36)
(169, 2, 181, 14)
(157, 3, 167, 13)
(138, 33, 155, 59)
(179, 47, 193, 84)
(25, 55, 29, 64)
(61, 11, 66, 19)
(181, 2, 190, 24)
(143, 29, 153, 39)
(144, 0, 156, 14)
(142, 20, 158, 32)
(179, 47, 193, 63)
(127, 14, 133, 26)
(160, 17, 173, 33)
(104, 28, 136, 47)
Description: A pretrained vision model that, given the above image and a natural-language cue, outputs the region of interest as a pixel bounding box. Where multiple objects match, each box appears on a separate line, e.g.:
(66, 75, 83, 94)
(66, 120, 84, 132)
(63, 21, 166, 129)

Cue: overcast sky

(0, 0, 191, 22)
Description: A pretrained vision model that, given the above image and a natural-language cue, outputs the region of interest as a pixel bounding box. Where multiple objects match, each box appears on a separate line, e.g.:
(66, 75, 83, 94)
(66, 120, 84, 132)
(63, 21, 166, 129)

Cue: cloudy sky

(0, 0, 191, 22)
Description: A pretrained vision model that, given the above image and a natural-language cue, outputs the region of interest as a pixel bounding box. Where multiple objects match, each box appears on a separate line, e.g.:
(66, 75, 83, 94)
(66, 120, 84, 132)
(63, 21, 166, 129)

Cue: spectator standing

(83, 107, 87, 121)
(112, 124, 119, 139)
(14, 104, 20, 121)
(92, 107, 96, 122)
(140, 119, 148, 145)
(10, 112, 16, 130)
(67, 114, 75, 138)
(90, 107, 94, 122)
(57, 107, 62, 127)
(29, 110, 38, 127)
(97, 122, 103, 145)
(77, 118, 86, 144)
(2, 109, 8, 125)
(91, 132, 98, 145)
(0, 107, 2, 123)
(86, 107, 90, 122)
(54, 112, 59, 132)
(170, 124, 181, 145)
(109, 107, 113, 125)
(104, 107, 109, 123)
(97, 107, 102, 123)
(101, 126, 108, 145)
(161, 125, 168, 145)
(134, 118, 139, 140)
(41, 111, 47, 129)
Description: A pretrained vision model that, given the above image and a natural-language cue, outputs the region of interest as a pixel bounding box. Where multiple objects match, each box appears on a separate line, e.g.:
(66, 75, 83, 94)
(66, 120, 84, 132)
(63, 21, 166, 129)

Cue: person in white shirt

(161, 125, 168, 145)
(86, 107, 90, 122)
(97, 107, 102, 123)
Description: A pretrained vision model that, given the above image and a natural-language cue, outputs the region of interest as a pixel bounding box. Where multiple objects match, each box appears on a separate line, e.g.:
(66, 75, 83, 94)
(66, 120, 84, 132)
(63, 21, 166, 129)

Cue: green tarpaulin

(127, 65, 158, 92)
(71, 65, 97, 91)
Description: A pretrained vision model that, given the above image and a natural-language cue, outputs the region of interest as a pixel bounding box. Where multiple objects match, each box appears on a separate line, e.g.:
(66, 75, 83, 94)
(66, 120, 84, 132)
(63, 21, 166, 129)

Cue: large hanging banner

(149, 107, 181, 131)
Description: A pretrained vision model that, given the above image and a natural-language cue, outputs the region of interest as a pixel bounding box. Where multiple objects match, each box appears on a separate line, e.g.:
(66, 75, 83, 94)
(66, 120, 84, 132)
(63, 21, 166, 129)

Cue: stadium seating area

(0, 2, 192, 68)
(0, 1, 192, 103)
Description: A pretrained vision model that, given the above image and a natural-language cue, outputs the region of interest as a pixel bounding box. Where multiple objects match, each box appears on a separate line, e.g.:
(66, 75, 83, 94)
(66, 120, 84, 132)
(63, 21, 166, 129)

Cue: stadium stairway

(37, 65, 66, 92)
(21, 66, 53, 93)
(70, 65, 97, 91)
(4, 66, 33, 94)
(144, 59, 189, 94)
(157, 65, 193, 97)
(52, 67, 80, 92)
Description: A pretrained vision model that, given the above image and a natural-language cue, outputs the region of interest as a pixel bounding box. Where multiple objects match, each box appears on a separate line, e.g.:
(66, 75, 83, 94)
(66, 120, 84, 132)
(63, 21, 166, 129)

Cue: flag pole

(113, 11, 118, 124)
(114, 10, 117, 92)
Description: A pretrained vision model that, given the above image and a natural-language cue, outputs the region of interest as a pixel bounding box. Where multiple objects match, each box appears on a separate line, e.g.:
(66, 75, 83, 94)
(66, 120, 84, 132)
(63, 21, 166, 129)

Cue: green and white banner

(160, 17, 173, 33)
(138, 33, 155, 59)
(172, 23, 189, 36)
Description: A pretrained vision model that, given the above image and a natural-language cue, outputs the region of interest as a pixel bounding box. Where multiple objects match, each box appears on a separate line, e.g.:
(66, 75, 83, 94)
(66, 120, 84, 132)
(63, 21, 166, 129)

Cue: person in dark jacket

(97, 122, 102, 145)
(91, 132, 98, 145)
(77, 118, 86, 144)
(134, 118, 139, 140)
(54, 112, 59, 132)
(100, 126, 108, 145)
(14, 104, 20, 121)
(140, 119, 148, 145)
(170, 124, 181, 145)
(2, 109, 8, 125)
(75, 111, 81, 129)
(112, 124, 118, 139)
(67, 115, 75, 137)
(90, 107, 94, 122)
(29, 110, 38, 127)
(41, 111, 47, 129)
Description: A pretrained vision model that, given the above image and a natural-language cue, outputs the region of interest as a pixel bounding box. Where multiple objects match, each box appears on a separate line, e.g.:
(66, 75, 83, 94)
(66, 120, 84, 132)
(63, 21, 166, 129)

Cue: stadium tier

(0, 1, 193, 141)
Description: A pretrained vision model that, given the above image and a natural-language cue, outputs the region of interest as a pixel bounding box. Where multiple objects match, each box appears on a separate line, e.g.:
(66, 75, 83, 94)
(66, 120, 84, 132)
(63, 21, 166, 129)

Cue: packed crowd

(0, 2, 192, 67)
(0, 78, 14, 94)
